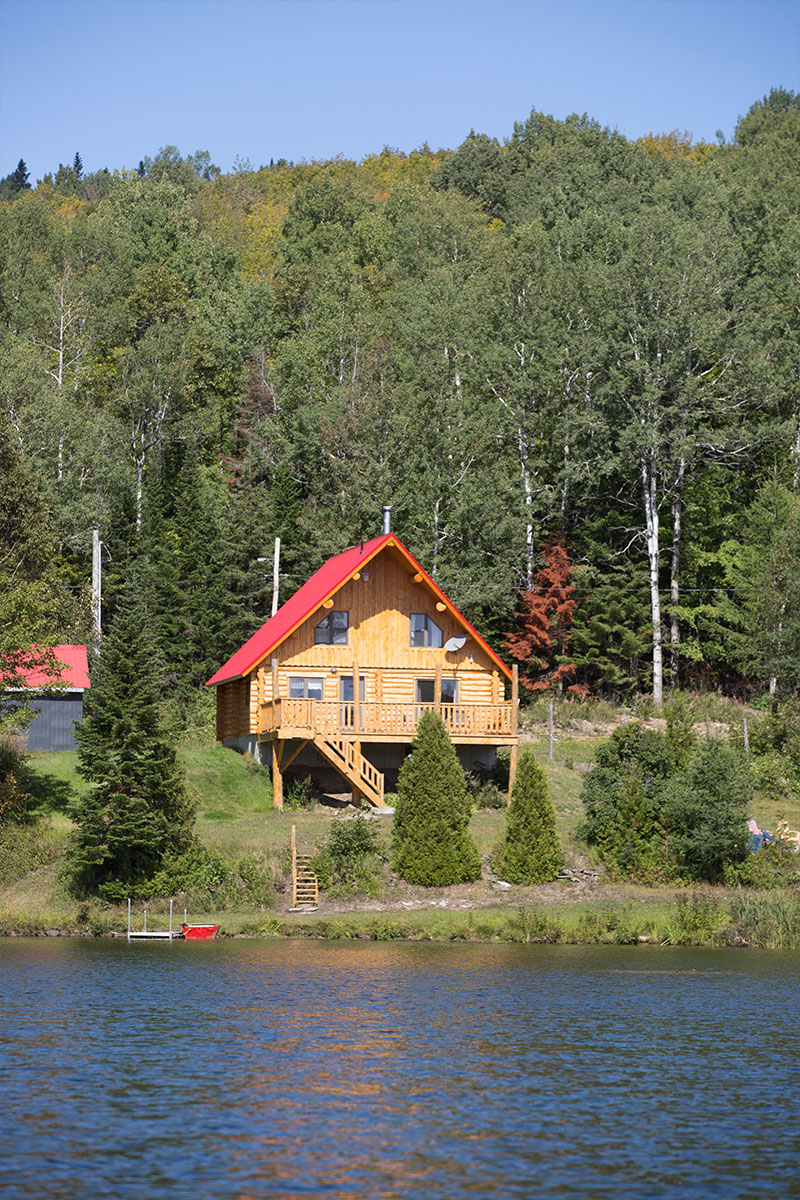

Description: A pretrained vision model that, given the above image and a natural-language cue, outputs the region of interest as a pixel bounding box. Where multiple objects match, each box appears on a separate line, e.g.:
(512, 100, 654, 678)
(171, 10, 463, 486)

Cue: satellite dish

(444, 635, 466, 652)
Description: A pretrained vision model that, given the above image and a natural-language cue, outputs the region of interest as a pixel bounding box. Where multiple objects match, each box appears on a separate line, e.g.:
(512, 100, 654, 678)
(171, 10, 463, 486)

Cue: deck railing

(259, 698, 515, 739)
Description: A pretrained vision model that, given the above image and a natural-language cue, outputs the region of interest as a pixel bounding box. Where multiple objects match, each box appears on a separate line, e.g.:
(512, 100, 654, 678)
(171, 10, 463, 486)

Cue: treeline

(1, 88, 799, 719)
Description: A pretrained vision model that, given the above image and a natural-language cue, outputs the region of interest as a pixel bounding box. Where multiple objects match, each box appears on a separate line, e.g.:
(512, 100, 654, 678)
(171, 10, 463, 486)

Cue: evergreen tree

(12, 158, 30, 190)
(662, 740, 751, 883)
(494, 750, 563, 884)
(579, 724, 673, 880)
(392, 710, 481, 886)
(0, 159, 31, 199)
(65, 582, 195, 898)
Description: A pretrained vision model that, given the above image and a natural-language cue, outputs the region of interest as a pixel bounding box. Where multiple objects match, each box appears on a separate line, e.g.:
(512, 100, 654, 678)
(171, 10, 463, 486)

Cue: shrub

(494, 750, 563, 883)
(580, 724, 754, 885)
(661, 895, 731, 945)
(317, 815, 387, 896)
(392, 710, 481, 886)
(725, 844, 800, 888)
(465, 753, 509, 809)
(662, 739, 751, 883)
(139, 845, 274, 909)
(664, 692, 697, 770)
(284, 775, 315, 810)
(579, 723, 673, 880)
(0, 735, 30, 824)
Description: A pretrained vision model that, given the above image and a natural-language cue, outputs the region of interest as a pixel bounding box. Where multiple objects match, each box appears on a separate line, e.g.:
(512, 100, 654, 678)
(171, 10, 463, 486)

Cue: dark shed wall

(23, 693, 84, 751)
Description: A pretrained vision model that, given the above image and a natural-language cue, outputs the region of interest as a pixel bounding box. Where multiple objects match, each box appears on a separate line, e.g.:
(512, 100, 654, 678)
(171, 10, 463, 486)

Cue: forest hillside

(1, 88, 799, 721)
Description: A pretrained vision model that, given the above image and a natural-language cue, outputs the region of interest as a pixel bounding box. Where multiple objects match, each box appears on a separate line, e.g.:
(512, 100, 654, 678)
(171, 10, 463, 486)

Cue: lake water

(1, 939, 798, 1199)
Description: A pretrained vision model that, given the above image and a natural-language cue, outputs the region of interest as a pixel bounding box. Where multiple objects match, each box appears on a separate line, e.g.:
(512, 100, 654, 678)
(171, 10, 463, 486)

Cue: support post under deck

(272, 740, 283, 810)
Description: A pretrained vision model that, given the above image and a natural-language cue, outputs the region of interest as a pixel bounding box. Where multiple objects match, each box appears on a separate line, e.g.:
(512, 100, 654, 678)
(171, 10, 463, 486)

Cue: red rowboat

(181, 922, 220, 940)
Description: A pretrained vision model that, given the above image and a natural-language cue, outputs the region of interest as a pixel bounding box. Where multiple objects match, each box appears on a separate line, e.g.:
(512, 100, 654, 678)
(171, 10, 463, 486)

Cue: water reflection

(1, 940, 798, 1199)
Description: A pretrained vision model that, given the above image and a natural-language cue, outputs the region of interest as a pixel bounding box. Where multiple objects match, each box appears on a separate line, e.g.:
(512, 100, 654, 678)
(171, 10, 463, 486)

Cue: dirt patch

(282, 864, 653, 915)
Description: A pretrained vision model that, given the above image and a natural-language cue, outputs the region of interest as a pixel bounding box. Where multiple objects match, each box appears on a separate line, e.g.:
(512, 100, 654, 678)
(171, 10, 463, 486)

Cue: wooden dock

(127, 899, 180, 941)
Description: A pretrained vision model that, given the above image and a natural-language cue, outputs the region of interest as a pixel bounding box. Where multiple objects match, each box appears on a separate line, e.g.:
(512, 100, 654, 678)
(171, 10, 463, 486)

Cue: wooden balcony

(258, 698, 516, 745)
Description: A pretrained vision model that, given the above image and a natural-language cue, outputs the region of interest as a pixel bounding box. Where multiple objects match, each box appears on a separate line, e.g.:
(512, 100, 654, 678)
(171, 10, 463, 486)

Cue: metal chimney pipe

(382, 505, 392, 535)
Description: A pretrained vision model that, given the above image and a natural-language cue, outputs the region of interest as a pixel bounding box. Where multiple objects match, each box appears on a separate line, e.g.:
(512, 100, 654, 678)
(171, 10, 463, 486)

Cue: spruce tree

(494, 750, 563, 884)
(65, 582, 195, 897)
(392, 710, 481, 886)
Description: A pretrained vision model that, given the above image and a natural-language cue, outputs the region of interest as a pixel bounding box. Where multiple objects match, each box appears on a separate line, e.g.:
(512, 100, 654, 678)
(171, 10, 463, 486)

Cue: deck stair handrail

(291, 825, 319, 909)
(312, 733, 385, 807)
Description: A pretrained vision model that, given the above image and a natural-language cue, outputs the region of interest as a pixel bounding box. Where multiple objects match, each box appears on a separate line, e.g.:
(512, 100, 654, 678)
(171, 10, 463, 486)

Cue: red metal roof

(206, 534, 511, 686)
(15, 645, 91, 690)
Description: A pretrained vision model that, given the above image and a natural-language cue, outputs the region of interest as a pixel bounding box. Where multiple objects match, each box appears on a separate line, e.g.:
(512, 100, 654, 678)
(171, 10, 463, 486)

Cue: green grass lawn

(6, 728, 800, 946)
(25, 722, 800, 861)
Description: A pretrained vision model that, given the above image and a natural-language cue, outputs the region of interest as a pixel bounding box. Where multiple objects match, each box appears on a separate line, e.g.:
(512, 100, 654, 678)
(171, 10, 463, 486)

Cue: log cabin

(206, 530, 519, 808)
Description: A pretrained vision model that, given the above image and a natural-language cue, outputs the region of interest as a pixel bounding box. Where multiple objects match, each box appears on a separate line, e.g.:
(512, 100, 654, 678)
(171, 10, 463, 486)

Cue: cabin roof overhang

(206, 534, 512, 687)
(1, 645, 91, 691)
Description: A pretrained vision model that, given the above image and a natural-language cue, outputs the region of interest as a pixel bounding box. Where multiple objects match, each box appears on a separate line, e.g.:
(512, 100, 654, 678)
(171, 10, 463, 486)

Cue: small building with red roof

(206, 531, 518, 808)
(3, 645, 91, 751)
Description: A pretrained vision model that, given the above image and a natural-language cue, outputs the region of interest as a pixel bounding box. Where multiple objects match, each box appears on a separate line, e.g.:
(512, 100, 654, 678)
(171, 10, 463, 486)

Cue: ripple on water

(0, 939, 798, 1199)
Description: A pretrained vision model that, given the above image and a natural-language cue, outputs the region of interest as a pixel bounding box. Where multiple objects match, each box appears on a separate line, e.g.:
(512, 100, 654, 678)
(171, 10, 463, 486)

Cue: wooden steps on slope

(290, 825, 319, 910)
(312, 734, 386, 808)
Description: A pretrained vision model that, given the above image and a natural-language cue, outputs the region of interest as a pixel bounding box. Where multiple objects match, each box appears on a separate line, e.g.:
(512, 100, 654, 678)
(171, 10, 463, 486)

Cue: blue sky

(1, 0, 798, 182)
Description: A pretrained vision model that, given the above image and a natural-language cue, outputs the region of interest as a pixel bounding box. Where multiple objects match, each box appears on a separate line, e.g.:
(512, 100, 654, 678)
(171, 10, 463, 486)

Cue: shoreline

(3, 889, 798, 949)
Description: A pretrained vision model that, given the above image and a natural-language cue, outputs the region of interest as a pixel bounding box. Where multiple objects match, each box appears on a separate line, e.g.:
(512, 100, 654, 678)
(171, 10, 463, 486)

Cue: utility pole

(272, 536, 281, 617)
(92, 528, 102, 655)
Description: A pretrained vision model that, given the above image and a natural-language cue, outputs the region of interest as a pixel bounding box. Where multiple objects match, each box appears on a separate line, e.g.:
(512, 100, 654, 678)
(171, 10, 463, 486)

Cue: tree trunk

(642, 458, 663, 708)
(669, 451, 685, 684)
(518, 428, 534, 588)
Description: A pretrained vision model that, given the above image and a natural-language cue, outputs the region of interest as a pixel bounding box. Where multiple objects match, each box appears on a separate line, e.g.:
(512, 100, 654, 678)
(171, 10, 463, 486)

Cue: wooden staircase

(312, 734, 386, 807)
(291, 825, 319, 910)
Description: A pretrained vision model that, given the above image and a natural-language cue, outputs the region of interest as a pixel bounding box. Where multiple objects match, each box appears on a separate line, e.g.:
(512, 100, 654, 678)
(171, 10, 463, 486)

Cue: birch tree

(600, 196, 738, 705)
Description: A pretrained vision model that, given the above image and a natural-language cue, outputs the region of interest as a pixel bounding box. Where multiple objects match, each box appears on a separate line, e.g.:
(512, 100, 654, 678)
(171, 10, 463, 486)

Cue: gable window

(315, 610, 349, 645)
(289, 677, 324, 701)
(410, 613, 443, 648)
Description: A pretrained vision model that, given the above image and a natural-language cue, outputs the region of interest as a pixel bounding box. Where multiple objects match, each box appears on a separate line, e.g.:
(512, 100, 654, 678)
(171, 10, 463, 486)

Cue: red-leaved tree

(505, 543, 582, 692)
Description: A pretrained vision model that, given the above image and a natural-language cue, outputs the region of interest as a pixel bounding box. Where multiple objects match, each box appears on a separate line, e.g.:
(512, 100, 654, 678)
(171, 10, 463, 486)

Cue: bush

(0, 735, 30, 824)
(96, 844, 274, 909)
(661, 894, 732, 946)
(284, 775, 315, 810)
(579, 723, 673, 881)
(392, 710, 481, 886)
(494, 751, 563, 883)
(466, 773, 507, 810)
(664, 692, 697, 770)
(662, 739, 751, 883)
(725, 843, 800, 888)
(580, 724, 755, 885)
(317, 815, 387, 897)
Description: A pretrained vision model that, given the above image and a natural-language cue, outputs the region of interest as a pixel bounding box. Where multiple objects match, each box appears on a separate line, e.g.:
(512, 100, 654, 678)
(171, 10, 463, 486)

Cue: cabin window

(415, 679, 458, 703)
(288, 677, 324, 701)
(315, 610, 349, 645)
(410, 613, 443, 648)
(339, 676, 366, 702)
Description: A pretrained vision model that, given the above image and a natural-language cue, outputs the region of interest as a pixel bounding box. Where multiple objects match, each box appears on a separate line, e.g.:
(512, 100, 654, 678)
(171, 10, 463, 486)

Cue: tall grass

(728, 891, 800, 949)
